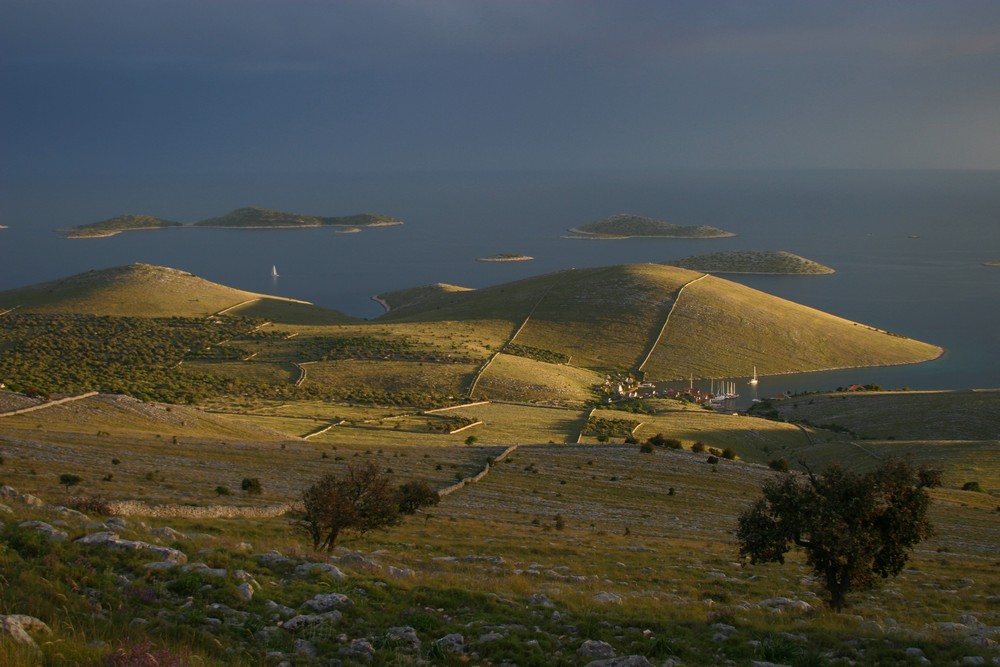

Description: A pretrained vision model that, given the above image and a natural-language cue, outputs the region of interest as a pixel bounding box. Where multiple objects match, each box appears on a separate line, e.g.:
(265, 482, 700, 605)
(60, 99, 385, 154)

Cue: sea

(2, 169, 998, 401)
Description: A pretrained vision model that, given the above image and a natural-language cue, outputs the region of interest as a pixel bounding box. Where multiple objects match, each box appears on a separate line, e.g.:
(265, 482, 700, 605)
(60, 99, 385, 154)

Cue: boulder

(435, 633, 466, 655)
(0, 615, 52, 648)
(302, 592, 353, 612)
(585, 656, 653, 667)
(578, 639, 616, 660)
(282, 611, 342, 632)
(340, 638, 375, 660)
(295, 562, 346, 580)
(386, 626, 421, 652)
(593, 591, 623, 604)
(18, 520, 68, 542)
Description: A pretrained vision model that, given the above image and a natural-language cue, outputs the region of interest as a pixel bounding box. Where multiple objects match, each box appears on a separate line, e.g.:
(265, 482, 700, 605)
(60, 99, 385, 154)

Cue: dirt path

(0, 391, 99, 418)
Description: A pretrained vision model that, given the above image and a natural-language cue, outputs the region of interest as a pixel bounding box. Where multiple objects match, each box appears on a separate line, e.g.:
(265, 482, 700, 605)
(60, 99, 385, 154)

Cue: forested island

(61, 207, 401, 238)
(61, 214, 183, 238)
(663, 250, 835, 274)
(476, 253, 534, 262)
(567, 213, 733, 239)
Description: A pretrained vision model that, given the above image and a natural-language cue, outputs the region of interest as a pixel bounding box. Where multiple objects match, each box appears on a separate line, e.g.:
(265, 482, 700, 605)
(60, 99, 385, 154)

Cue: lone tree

(292, 461, 401, 552)
(736, 458, 935, 611)
(395, 480, 440, 515)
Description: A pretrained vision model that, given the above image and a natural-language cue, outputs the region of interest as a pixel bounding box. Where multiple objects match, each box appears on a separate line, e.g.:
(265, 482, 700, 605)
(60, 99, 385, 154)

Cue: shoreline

(62, 220, 402, 239)
(476, 255, 534, 262)
(668, 268, 836, 275)
(564, 227, 737, 240)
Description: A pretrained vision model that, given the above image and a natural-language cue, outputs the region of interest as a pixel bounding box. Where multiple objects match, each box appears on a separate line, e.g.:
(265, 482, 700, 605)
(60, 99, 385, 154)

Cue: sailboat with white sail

(271, 265, 279, 278)
(749, 366, 758, 385)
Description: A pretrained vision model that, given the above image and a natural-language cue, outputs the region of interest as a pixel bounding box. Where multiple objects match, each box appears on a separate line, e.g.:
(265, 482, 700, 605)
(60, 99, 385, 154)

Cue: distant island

(61, 214, 183, 238)
(663, 250, 835, 274)
(567, 214, 734, 239)
(192, 207, 401, 229)
(477, 253, 534, 262)
(61, 207, 402, 238)
(985, 260, 1000, 267)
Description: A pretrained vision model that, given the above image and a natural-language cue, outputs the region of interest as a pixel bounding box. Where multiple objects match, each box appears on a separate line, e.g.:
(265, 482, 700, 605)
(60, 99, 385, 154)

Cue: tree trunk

(826, 568, 850, 611)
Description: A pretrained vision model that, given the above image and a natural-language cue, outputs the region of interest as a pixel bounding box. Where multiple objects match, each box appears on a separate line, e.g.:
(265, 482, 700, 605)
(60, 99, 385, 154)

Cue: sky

(2, 0, 1000, 177)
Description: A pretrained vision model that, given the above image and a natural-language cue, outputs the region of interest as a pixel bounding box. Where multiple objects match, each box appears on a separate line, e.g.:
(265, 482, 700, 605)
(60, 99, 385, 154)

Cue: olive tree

(736, 459, 935, 611)
(292, 461, 401, 552)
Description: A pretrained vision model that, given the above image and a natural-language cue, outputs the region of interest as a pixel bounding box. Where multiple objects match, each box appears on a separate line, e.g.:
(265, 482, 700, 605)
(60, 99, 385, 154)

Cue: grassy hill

(569, 213, 734, 239)
(380, 264, 939, 379)
(640, 273, 941, 379)
(60, 214, 182, 238)
(0, 263, 353, 321)
(0, 263, 943, 410)
(663, 250, 835, 274)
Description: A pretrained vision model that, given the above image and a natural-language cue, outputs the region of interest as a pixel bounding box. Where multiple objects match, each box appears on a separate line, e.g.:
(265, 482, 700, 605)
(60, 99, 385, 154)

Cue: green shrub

(962, 481, 983, 493)
(768, 458, 790, 472)
(639, 441, 655, 454)
(241, 478, 262, 495)
(59, 473, 82, 489)
(706, 455, 719, 465)
(721, 448, 737, 460)
(691, 441, 706, 453)
(215, 486, 231, 496)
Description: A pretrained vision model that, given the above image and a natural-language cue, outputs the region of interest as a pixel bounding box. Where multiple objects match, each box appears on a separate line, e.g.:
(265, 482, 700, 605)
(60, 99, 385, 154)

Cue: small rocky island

(61, 214, 183, 238)
(567, 213, 734, 239)
(984, 260, 1000, 267)
(477, 253, 534, 262)
(61, 207, 401, 238)
(663, 250, 835, 274)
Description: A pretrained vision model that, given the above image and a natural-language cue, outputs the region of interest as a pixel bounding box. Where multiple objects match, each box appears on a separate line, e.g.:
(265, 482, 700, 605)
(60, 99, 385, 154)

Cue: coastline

(62, 220, 402, 238)
(565, 227, 736, 239)
(476, 255, 534, 262)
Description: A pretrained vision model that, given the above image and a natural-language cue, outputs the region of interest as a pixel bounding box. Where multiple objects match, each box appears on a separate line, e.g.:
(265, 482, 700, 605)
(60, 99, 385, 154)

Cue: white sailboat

(271, 265, 279, 278)
(749, 366, 758, 385)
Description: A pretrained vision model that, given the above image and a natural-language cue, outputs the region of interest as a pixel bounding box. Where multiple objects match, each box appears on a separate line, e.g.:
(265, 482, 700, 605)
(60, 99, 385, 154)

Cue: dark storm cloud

(2, 0, 999, 175)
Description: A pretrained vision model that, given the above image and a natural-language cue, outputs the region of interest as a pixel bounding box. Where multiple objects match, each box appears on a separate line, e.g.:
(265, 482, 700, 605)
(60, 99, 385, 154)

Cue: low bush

(962, 481, 983, 493)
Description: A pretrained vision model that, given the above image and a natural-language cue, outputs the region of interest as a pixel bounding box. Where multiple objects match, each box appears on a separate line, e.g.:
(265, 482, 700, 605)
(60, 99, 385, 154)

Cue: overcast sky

(2, 0, 999, 177)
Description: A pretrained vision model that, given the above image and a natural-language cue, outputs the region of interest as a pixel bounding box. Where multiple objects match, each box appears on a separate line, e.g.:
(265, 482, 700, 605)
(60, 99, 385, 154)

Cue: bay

(1, 169, 998, 394)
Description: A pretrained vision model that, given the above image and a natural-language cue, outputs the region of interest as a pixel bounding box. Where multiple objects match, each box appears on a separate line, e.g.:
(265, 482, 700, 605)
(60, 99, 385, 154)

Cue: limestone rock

(579, 639, 616, 660)
(435, 633, 466, 654)
(585, 656, 653, 667)
(18, 520, 68, 542)
(340, 638, 375, 659)
(302, 592, 353, 612)
(295, 562, 346, 579)
(386, 625, 421, 652)
(236, 582, 254, 602)
(282, 611, 342, 632)
(593, 591, 623, 604)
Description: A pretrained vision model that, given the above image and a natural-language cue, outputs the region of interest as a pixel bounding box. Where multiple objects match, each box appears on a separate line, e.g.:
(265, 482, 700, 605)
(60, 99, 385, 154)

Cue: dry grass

(643, 275, 942, 380)
(473, 353, 602, 405)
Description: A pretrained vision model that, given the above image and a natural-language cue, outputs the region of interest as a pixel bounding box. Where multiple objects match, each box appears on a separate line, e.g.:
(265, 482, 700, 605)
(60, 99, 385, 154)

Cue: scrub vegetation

(0, 263, 989, 665)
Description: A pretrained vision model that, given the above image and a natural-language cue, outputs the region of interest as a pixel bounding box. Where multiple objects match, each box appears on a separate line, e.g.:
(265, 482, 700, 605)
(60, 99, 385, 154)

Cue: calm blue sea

(2, 169, 998, 396)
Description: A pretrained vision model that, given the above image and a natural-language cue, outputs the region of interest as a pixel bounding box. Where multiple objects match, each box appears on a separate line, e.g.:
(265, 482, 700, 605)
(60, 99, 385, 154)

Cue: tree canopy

(292, 461, 401, 552)
(736, 459, 935, 610)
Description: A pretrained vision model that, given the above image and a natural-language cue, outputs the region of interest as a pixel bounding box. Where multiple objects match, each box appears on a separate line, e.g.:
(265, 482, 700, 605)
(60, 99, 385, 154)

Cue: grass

(642, 274, 942, 380)
(473, 353, 602, 404)
(0, 264, 338, 319)
(1, 392, 998, 665)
